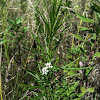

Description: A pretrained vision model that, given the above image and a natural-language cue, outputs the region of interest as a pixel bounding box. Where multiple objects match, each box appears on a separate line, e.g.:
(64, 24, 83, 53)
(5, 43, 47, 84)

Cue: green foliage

(0, 0, 100, 99)
(7, 17, 27, 42)
(71, 33, 84, 41)
(93, 52, 100, 57)
(26, 0, 71, 62)
(76, 13, 94, 23)
(91, 2, 100, 14)
(20, 0, 98, 99)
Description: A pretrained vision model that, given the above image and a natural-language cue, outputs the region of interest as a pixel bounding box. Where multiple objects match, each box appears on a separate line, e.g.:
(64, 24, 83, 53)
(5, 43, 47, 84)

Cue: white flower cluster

(42, 62, 53, 75)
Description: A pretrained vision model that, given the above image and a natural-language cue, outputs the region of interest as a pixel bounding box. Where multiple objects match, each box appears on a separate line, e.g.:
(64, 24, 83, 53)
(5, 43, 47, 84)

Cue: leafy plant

(21, 0, 96, 99)
(0, 0, 99, 99)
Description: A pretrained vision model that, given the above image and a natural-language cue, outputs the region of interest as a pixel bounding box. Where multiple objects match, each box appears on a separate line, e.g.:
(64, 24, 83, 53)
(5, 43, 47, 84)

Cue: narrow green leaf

(71, 33, 84, 41)
(68, 81, 79, 95)
(53, 66, 90, 70)
(56, 0, 62, 17)
(23, 47, 41, 54)
(80, 27, 94, 33)
(76, 13, 94, 23)
(38, 6, 50, 32)
(78, 93, 86, 98)
(94, 52, 100, 57)
(80, 27, 90, 31)
(62, 57, 80, 68)
(86, 87, 94, 93)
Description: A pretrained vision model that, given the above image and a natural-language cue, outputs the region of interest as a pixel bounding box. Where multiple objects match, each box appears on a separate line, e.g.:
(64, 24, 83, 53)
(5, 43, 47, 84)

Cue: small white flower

(42, 62, 53, 75)
(45, 66, 48, 69)
(49, 65, 53, 68)
(45, 62, 51, 67)
(42, 67, 49, 75)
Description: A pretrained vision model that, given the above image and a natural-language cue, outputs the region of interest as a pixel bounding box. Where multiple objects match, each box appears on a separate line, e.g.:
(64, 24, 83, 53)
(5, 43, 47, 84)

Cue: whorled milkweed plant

(21, 0, 96, 100)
